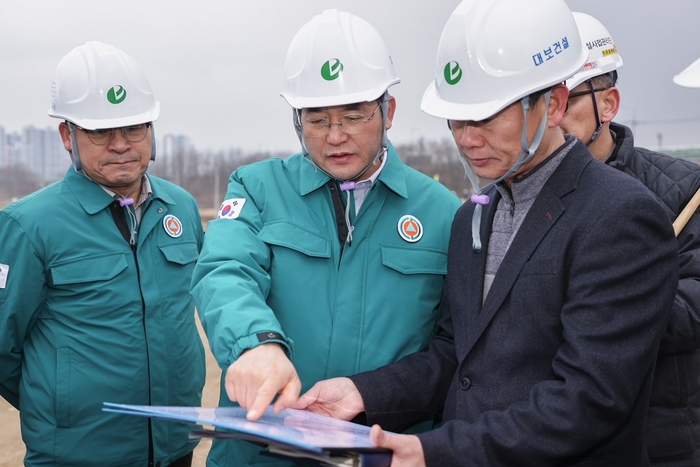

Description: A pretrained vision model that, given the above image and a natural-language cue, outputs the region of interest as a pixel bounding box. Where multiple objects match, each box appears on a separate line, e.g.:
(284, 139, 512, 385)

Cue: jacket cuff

(233, 332, 294, 362)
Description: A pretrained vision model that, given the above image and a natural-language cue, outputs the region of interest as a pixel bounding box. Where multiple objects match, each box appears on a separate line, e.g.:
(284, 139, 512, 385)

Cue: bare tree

(0, 164, 44, 205)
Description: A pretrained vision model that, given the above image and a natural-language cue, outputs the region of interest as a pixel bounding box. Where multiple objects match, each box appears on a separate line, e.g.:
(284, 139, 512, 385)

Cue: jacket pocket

(380, 244, 448, 275)
(50, 253, 128, 285)
(259, 221, 331, 258)
(158, 241, 200, 265)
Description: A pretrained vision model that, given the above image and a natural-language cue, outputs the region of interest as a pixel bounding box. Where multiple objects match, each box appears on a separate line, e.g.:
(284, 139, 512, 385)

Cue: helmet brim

(280, 79, 400, 109)
(48, 101, 160, 130)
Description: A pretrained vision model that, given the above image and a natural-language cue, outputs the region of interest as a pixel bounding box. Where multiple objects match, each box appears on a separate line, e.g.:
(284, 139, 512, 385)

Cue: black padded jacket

(608, 122, 700, 460)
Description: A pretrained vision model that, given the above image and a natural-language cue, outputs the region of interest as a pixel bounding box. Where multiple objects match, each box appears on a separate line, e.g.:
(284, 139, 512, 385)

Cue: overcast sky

(2, 0, 700, 154)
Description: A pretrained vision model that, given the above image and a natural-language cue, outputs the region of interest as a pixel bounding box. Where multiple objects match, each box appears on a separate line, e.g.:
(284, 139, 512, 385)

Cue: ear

(58, 122, 73, 152)
(546, 84, 569, 127)
(598, 87, 620, 123)
(385, 96, 396, 131)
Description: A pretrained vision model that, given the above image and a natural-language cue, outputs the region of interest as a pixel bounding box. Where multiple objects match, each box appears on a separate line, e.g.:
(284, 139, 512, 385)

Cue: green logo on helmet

(444, 62, 462, 85)
(107, 85, 127, 104)
(321, 59, 344, 81)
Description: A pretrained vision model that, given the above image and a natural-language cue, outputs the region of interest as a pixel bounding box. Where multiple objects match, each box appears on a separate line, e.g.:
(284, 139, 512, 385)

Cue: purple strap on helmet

(339, 181, 356, 192)
(471, 193, 490, 205)
(119, 198, 135, 207)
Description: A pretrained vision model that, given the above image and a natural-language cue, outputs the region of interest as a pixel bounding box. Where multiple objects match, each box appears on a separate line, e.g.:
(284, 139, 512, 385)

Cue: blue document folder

(103, 402, 391, 467)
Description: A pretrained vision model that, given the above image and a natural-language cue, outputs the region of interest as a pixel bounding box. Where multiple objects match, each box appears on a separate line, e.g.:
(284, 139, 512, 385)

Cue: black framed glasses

(567, 87, 607, 100)
(77, 123, 151, 145)
(566, 85, 607, 112)
(301, 104, 381, 138)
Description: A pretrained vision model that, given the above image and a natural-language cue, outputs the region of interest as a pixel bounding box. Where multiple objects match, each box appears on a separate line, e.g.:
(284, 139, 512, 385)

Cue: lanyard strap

(109, 200, 131, 244)
(108, 201, 138, 247)
(328, 180, 349, 247)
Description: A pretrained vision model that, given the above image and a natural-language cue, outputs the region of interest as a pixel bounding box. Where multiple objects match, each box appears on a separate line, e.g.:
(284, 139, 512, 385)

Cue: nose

(327, 121, 349, 144)
(455, 123, 483, 150)
(107, 128, 131, 151)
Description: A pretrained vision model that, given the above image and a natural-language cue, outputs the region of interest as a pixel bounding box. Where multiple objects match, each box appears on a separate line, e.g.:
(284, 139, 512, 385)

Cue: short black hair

(527, 85, 556, 108)
(590, 70, 618, 89)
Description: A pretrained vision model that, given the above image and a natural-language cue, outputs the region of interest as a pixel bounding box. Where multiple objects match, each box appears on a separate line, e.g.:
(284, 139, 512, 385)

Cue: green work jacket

(192, 143, 461, 467)
(0, 168, 206, 466)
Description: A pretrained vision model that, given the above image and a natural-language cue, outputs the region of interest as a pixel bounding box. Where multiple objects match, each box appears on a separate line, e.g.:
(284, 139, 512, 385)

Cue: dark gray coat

(351, 138, 678, 466)
(609, 122, 700, 460)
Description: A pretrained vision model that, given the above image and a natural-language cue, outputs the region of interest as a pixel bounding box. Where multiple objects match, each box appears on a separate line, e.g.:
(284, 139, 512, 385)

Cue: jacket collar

(298, 141, 408, 199)
(63, 168, 174, 215)
(607, 122, 634, 168)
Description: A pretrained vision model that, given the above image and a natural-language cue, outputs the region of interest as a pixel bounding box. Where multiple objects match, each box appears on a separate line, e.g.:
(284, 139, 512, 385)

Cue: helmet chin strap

(460, 90, 552, 252)
(585, 80, 603, 146)
(67, 122, 83, 172)
(149, 123, 157, 163)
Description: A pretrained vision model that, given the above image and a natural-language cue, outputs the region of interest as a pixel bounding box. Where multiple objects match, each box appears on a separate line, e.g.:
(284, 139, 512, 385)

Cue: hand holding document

(292, 377, 366, 420)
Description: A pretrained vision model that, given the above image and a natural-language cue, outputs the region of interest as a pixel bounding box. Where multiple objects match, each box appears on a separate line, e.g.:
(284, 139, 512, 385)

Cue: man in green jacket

(0, 41, 205, 466)
(191, 9, 461, 467)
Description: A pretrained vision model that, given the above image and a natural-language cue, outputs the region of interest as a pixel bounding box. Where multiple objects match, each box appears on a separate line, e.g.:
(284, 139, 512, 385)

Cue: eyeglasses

(565, 86, 607, 112)
(76, 123, 151, 145)
(301, 104, 381, 138)
(568, 87, 607, 100)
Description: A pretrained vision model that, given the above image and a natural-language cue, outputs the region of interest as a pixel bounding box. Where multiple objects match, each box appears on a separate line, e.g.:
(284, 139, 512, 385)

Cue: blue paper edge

(103, 403, 324, 453)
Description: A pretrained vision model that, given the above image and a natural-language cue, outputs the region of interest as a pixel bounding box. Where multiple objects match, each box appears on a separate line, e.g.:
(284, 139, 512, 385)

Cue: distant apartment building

(23, 125, 68, 182)
(0, 124, 68, 182)
(161, 134, 196, 185)
(6, 132, 23, 167)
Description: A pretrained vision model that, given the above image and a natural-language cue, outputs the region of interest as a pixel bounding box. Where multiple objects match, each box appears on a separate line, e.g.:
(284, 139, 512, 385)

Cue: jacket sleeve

(190, 169, 290, 371)
(660, 201, 700, 354)
(0, 212, 47, 408)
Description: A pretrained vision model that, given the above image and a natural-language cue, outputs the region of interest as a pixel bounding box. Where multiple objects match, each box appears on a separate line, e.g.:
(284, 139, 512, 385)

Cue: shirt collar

(101, 175, 153, 208)
(355, 151, 387, 191)
(497, 135, 576, 203)
(65, 168, 164, 215)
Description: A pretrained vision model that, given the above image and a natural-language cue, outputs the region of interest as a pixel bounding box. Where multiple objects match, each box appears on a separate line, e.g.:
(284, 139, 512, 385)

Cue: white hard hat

(48, 41, 160, 129)
(566, 12, 623, 90)
(421, 0, 587, 122)
(280, 9, 400, 109)
(674, 57, 700, 88)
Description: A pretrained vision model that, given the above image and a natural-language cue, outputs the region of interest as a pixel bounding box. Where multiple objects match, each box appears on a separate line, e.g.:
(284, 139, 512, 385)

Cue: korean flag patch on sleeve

(217, 198, 247, 219)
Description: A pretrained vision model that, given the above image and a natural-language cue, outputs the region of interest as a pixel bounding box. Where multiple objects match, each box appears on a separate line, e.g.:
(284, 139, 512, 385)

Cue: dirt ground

(0, 317, 222, 467)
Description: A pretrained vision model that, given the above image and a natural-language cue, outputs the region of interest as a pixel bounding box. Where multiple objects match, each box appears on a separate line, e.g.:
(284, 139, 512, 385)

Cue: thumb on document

(370, 425, 426, 467)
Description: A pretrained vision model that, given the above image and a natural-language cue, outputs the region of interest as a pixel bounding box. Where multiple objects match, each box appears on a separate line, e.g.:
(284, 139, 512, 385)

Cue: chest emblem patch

(163, 214, 183, 238)
(397, 215, 423, 243)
